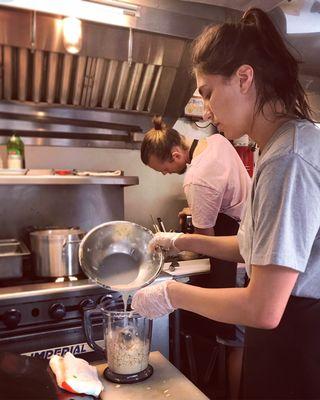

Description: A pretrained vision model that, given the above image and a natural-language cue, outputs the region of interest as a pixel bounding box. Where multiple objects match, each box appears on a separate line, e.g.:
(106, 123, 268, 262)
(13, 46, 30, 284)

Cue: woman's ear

(236, 64, 254, 93)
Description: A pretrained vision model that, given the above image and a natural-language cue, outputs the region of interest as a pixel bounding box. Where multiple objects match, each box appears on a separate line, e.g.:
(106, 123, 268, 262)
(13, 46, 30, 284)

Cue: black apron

(190, 213, 239, 340)
(241, 295, 320, 399)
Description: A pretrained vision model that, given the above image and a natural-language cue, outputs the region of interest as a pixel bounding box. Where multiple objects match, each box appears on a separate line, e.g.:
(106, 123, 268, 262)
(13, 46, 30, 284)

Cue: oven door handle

(82, 309, 105, 357)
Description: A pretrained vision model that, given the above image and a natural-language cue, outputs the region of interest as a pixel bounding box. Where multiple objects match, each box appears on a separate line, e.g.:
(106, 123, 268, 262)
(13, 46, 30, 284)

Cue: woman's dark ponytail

(192, 7, 314, 122)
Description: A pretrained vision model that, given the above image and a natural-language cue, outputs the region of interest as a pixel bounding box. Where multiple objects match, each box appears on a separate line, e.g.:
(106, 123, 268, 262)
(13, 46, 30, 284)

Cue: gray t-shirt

(238, 119, 320, 298)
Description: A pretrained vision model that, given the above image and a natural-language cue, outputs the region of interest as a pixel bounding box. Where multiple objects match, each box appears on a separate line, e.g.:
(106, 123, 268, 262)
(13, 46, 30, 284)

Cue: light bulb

(62, 17, 82, 54)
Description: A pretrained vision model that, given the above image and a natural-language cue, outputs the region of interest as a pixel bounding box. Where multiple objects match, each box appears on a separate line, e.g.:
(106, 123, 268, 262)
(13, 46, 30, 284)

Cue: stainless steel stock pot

(30, 228, 84, 277)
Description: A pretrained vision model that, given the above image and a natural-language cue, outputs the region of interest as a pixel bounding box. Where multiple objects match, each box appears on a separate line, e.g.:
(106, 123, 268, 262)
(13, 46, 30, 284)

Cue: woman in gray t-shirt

(132, 7, 320, 399)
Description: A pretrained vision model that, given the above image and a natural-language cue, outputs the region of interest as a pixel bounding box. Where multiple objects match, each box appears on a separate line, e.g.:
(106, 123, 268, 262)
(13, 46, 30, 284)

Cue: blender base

(104, 364, 153, 384)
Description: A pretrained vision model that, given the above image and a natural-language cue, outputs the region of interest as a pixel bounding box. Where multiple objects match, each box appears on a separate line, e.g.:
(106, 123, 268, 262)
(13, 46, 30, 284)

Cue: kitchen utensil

(30, 228, 84, 278)
(0, 239, 30, 279)
(150, 215, 160, 233)
(79, 221, 164, 292)
(83, 295, 153, 384)
(157, 217, 166, 232)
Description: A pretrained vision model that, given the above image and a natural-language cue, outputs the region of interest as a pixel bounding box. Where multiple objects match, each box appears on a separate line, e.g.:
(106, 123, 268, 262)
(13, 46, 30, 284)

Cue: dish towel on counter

(49, 352, 104, 397)
(75, 170, 122, 177)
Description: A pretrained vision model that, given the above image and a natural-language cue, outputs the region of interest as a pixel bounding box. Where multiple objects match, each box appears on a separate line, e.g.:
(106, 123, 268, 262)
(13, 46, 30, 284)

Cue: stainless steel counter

(0, 175, 138, 186)
(95, 351, 209, 400)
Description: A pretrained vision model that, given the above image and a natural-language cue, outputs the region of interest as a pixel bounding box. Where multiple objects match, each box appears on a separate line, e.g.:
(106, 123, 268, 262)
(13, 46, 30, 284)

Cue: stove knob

(49, 303, 66, 320)
(79, 298, 96, 312)
(2, 309, 21, 329)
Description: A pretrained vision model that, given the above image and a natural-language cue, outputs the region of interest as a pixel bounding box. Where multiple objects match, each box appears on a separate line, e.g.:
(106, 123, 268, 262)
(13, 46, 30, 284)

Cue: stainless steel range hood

(0, 2, 238, 148)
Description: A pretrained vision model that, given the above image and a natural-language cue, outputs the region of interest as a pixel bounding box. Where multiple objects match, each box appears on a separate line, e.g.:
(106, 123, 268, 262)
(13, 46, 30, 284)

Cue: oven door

(0, 319, 104, 362)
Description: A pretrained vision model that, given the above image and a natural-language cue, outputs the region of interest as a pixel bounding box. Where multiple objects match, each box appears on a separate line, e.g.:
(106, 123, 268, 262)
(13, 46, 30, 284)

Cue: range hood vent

(0, 3, 237, 147)
(1, 46, 164, 113)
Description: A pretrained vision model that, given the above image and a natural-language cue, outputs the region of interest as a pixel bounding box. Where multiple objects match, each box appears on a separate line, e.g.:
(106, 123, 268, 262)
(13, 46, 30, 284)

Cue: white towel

(75, 170, 122, 177)
(49, 352, 104, 397)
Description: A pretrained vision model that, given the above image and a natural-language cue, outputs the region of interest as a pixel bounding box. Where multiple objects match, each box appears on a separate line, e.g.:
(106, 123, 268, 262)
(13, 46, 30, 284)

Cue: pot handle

(82, 308, 105, 357)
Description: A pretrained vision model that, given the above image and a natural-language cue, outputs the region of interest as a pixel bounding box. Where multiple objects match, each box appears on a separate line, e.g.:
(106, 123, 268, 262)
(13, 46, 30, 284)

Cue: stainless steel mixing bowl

(79, 221, 164, 292)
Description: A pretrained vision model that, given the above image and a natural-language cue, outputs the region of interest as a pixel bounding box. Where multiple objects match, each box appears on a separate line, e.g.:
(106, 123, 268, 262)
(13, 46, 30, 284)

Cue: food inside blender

(106, 325, 150, 375)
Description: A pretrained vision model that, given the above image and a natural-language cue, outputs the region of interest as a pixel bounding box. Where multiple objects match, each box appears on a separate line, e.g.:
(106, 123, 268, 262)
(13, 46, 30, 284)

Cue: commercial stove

(0, 274, 171, 362)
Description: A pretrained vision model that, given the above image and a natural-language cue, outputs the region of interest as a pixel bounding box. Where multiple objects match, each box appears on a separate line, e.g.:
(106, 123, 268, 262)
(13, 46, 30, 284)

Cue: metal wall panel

(0, 185, 125, 245)
(3, 45, 12, 100)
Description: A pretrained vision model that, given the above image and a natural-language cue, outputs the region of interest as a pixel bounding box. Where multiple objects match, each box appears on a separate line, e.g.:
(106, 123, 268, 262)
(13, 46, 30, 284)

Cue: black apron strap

(189, 139, 199, 162)
(241, 295, 320, 399)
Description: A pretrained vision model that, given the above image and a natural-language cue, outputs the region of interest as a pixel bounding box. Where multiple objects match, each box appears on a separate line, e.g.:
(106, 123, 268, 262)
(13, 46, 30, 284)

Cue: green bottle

(7, 134, 25, 169)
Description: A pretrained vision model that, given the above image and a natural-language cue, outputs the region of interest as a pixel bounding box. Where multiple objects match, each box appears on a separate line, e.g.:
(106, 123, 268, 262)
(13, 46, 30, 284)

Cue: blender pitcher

(83, 295, 153, 384)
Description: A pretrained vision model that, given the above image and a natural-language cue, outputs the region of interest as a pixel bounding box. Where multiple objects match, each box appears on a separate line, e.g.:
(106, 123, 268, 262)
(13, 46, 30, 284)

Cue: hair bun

(241, 8, 262, 26)
(152, 115, 166, 131)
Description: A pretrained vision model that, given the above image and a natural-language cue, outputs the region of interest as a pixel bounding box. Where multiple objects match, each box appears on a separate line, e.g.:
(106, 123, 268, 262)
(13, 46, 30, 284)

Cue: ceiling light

(62, 17, 82, 54)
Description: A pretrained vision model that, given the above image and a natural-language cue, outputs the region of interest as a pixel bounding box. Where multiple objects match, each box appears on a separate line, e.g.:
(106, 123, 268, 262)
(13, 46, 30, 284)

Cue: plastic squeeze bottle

(7, 134, 24, 169)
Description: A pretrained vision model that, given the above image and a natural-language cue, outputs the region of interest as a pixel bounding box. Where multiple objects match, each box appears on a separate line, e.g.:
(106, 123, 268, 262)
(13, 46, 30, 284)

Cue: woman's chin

(223, 130, 245, 141)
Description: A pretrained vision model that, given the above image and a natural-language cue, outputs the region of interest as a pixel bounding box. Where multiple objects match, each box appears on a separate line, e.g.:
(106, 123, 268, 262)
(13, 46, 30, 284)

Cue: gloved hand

(131, 280, 176, 319)
(149, 232, 184, 256)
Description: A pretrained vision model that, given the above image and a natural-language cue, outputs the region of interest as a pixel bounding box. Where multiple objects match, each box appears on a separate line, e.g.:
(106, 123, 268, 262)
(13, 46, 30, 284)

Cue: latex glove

(149, 232, 184, 256)
(132, 280, 176, 319)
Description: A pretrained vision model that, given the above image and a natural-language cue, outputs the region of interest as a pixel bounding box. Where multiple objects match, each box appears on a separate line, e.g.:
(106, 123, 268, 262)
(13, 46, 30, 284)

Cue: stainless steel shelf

(0, 274, 171, 301)
(0, 175, 139, 186)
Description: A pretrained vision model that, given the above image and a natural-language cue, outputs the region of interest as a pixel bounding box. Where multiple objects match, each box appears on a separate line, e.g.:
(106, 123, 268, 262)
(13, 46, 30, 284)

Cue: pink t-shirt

(183, 134, 251, 229)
